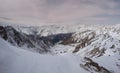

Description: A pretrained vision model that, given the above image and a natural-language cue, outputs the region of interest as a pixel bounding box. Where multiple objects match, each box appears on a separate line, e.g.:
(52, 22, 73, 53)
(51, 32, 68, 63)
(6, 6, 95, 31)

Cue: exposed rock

(110, 45, 115, 49)
(0, 25, 53, 53)
(0, 26, 7, 40)
(80, 57, 111, 73)
(88, 47, 106, 58)
(61, 30, 96, 53)
(0, 25, 72, 54)
(73, 35, 95, 53)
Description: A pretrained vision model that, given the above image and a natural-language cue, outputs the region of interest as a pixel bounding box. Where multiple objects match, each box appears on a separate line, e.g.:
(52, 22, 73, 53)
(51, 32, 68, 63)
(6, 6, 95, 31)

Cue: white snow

(0, 22, 120, 73)
(0, 38, 88, 73)
(93, 54, 120, 73)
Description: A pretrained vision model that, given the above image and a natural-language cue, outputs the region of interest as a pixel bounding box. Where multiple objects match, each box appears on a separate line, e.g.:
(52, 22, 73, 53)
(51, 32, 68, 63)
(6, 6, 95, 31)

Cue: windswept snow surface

(0, 38, 88, 73)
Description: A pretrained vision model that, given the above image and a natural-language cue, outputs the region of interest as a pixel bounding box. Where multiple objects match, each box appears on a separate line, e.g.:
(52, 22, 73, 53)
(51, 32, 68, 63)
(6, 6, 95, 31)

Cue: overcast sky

(0, 0, 120, 25)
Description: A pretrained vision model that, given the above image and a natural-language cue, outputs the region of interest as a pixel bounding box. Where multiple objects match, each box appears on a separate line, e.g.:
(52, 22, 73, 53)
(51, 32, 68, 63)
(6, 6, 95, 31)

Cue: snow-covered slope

(12, 24, 120, 37)
(0, 38, 89, 73)
(0, 25, 55, 53)
(0, 21, 120, 73)
(0, 36, 119, 73)
(1, 22, 120, 37)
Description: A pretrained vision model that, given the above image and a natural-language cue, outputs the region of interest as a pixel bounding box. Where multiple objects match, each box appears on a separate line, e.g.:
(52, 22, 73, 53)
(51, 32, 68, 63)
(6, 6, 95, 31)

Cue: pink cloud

(0, 0, 119, 24)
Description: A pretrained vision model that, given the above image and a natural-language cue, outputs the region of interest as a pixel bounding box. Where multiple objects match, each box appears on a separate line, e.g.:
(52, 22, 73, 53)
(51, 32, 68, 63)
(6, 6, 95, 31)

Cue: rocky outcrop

(80, 57, 111, 73)
(0, 26, 7, 40)
(61, 30, 96, 53)
(0, 25, 54, 53)
(62, 30, 95, 45)
(88, 47, 106, 58)
(0, 25, 73, 54)
(73, 35, 95, 53)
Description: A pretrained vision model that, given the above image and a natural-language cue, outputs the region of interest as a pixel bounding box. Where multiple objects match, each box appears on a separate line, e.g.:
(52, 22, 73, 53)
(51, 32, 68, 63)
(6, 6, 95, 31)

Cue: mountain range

(0, 22, 120, 73)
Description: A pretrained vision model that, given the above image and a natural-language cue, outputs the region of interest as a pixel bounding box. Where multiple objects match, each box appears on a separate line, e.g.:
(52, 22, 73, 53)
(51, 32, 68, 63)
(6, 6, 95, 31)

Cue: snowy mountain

(0, 22, 120, 73)
(0, 25, 56, 53)
(0, 38, 89, 73)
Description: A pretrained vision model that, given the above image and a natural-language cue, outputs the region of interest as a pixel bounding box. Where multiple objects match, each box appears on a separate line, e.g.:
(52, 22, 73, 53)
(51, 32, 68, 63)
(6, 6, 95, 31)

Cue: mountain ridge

(0, 22, 120, 73)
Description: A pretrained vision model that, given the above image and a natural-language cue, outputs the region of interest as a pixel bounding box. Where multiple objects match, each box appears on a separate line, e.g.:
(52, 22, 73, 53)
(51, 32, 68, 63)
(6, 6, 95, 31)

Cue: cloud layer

(0, 0, 120, 24)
